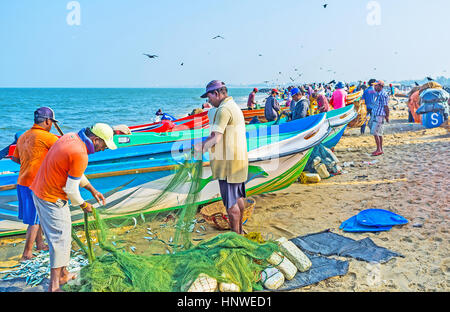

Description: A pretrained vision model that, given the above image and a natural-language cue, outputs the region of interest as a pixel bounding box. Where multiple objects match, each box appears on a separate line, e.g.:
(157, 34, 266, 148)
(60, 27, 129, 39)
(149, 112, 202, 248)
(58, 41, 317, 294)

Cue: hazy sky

(1, 0, 449, 87)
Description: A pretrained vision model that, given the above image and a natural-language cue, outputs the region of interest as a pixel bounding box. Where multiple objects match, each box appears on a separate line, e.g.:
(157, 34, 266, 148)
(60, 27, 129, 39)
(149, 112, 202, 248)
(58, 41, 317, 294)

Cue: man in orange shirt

(12, 107, 59, 261)
(30, 123, 116, 292)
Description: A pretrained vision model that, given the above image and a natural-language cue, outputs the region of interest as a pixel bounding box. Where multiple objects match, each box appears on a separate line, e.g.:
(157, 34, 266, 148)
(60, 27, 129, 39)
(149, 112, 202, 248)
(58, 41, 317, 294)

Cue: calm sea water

(0, 88, 268, 148)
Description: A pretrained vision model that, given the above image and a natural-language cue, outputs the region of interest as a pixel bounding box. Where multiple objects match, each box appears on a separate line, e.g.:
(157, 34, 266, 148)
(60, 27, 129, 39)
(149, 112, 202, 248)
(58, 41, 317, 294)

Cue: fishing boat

(346, 89, 363, 104)
(0, 113, 330, 237)
(322, 104, 357, 149)
(129, 111, 209, 133)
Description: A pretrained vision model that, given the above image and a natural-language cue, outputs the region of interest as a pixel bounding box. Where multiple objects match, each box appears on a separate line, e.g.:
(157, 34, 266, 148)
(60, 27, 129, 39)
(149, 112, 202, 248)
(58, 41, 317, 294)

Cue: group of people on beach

(248, 79, 390, 156)
(10, 77, 395, 292)
(11, 80, 250, 291)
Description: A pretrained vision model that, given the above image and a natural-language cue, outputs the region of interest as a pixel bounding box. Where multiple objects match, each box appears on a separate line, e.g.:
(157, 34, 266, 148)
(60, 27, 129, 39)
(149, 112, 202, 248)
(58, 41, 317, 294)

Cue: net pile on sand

(65, 157, 278, 292)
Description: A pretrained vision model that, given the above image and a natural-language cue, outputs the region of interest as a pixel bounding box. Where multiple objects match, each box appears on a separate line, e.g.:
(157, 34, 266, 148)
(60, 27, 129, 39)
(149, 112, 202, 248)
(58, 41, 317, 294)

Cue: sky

(1, 0, 449, 87)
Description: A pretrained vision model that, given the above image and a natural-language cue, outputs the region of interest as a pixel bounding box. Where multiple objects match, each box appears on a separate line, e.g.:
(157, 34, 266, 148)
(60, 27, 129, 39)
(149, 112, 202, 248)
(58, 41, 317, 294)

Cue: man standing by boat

(369, 80, 390, 156)
(313, 92, 331, 113)
(195, 80, 248, 234)
(247, 88, 258, 110)
(30, 123, 116, 292)
(330, 81, 347, 109)
(264, 89, 281, 122)
(11, 107, 59, 262)
(290, 88, 309, 120)
(361, 79, 377, 134)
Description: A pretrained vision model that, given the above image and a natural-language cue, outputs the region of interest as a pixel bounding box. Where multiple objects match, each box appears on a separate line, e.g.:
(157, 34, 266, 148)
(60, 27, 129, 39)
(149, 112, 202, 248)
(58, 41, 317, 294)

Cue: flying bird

(212, 35, 225, 39)
(180, 62, 184, 66)
(289, 77, 295, 82)
(323, 4, 328, 8)
(143, 53, 158, 59)
(258, 54, 263, 56)
(426, 76, 433, 81)
(414, 81, 419, 86)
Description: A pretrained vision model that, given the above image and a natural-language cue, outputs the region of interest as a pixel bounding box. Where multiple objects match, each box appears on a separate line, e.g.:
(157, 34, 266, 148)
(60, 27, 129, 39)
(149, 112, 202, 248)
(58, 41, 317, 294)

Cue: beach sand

(1, 99, 448, 292)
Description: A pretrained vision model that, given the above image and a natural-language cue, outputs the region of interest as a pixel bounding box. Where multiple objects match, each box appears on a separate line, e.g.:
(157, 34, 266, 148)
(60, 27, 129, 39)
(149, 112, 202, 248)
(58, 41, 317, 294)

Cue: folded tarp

(277, 254, 349, 291)
(419, 88, 449, 104)
(291, 229, 404, 263)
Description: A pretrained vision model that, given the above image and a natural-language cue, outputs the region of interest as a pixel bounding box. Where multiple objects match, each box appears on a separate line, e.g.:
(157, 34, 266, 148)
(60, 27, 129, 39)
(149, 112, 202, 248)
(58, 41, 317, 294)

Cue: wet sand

(1, 100, 448, 292)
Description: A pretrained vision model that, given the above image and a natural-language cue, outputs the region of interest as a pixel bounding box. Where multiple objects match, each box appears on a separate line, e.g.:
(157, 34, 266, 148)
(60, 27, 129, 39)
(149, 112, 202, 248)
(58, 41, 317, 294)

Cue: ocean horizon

(0, 87, 268, 149)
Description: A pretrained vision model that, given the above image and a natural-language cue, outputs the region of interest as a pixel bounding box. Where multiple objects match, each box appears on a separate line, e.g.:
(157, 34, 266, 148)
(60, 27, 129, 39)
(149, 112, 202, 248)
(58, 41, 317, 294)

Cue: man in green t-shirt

(194, 80, 248, 234)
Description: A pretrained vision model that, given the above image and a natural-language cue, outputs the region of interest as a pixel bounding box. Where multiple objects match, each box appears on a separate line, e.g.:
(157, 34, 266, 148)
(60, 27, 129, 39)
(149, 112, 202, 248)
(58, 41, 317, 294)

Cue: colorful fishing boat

(0, 113, 330, 237)
(346, 89, 363, 104)
(130, 111, 209, 133)
(322, 104, 357, 149)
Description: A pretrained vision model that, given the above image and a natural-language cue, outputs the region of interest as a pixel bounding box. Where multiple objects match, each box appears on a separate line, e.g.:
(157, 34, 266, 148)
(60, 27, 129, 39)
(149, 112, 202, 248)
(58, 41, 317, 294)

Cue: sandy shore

(1, 99, 448, 292)
(245, 101, 449, 292)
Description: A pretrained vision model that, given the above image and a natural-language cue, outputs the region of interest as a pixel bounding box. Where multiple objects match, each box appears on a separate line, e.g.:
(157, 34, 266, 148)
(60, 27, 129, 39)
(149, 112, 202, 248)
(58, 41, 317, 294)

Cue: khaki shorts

(369, 115, 385, 136)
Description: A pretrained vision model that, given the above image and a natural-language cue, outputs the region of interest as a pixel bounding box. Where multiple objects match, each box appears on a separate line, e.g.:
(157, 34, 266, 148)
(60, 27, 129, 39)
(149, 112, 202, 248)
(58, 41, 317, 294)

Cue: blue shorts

(17, 185, 40, 225)
(218, 180, 246, 210)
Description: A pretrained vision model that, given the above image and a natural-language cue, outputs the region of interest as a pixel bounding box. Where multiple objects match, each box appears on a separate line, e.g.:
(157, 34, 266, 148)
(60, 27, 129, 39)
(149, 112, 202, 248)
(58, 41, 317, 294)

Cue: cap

(253, 88, 258, 92)
(335, 82, 345, 89)
(91, 123, 117, 150)
(272, 88, 279, 94)
(34, 107, 58, 122)
(290, 87, 300, 96)
(374, 80, 385, 86)
(200, 80, 226, 98)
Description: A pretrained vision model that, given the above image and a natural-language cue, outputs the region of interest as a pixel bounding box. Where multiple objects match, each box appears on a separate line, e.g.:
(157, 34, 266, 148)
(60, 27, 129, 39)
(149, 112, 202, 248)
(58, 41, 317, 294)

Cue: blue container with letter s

(422, 111, 444, 128)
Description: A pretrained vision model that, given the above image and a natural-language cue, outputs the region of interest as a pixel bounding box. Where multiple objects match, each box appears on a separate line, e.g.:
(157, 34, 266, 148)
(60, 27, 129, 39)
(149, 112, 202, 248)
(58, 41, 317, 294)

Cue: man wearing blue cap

(290, 88, 309, 121)
(264, 89, 281, 122)
(11, 107, 59, 261)
(194, 80, 248, 234)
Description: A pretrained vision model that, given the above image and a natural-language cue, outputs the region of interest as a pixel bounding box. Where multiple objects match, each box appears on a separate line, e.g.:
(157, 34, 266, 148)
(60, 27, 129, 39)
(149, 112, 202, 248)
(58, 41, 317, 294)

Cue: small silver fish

(144, 237, 153, 241)
(130, 246, 136, 252)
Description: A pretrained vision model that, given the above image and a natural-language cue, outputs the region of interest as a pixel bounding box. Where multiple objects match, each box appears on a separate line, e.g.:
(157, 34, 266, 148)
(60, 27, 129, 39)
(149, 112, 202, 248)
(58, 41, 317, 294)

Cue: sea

(0, 88, 269, 148)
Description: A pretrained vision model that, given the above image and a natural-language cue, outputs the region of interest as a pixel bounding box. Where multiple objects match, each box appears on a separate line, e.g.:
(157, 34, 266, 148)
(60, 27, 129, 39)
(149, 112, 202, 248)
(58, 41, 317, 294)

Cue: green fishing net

(64, 157, 279, 292)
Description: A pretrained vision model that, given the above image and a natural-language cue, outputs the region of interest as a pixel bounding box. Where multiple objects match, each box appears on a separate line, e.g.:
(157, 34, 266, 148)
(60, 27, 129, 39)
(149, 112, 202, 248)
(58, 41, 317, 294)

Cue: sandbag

(416, 102, 447, 115)
(419, 88, 449, 104)
(419, 81, 442, 94)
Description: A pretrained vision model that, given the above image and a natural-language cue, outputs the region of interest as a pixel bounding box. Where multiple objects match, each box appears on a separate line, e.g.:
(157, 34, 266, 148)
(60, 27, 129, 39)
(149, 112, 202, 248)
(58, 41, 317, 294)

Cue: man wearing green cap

(30, 123, 117, 292)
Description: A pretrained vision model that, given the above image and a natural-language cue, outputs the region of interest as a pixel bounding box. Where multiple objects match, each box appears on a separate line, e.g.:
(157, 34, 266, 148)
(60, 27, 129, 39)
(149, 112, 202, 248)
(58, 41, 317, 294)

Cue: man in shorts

(12, 107, 59, 261)
(194, 80, 248, 234)
(369, 80, 390, 156)
(30, 123, 116, 292)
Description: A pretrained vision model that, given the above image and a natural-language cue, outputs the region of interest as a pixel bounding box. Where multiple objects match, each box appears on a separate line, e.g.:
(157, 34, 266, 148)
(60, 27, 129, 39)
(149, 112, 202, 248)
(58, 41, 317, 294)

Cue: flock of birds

(141, 3, 439, 86)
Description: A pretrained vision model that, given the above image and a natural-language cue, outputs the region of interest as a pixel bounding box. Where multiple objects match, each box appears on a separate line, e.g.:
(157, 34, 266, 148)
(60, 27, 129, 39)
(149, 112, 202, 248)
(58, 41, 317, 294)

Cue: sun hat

(34, 107, 58, 123)
(91, 123, 117, 150)
(200, 80, 226, 98)
(290, 87, 300, 96)
(335, 81, 345, 89)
